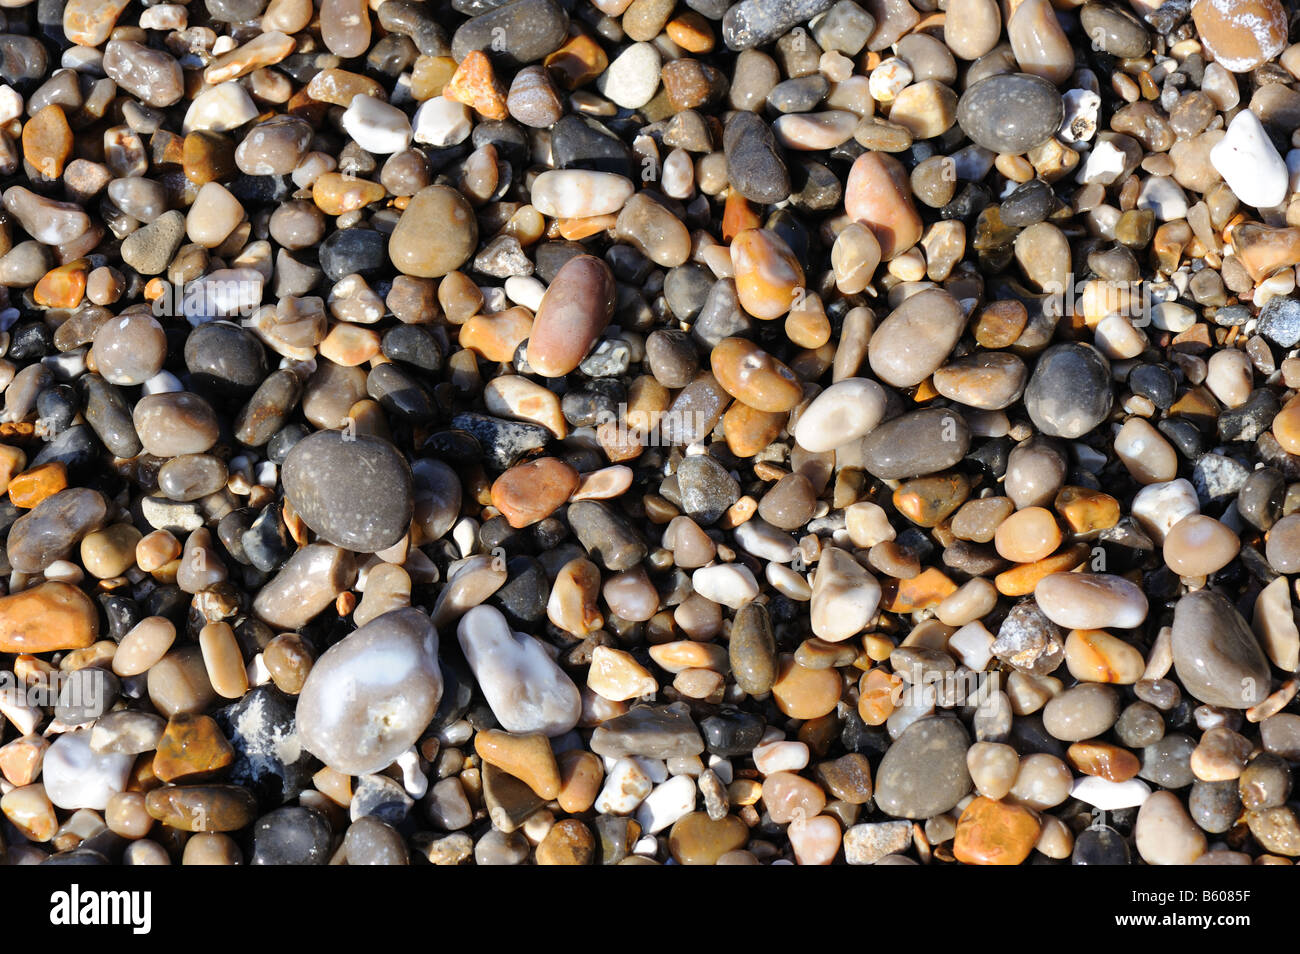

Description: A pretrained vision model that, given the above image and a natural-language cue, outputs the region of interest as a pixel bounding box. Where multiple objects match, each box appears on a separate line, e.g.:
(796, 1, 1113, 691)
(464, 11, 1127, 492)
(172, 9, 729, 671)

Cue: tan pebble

(994, 507, 1062, 563)
(587, 645, 657, 702)
(730, 228, 805, 320)
(844, 152, 923, 260)
(475, 729, 561, 800)
(1163, 514, 1240, 577)
(1064, 629, 1145, 684)
(198, 621, 248, 699)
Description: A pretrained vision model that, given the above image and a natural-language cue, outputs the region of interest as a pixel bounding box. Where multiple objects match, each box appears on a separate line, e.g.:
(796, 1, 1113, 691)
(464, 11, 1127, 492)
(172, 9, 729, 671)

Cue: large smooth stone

(1034, 572, 1148, 630)
(867, 287, 966, 387)
(1024, 342, 1113, 439)
(458, 604, 581, 736)
(296, 608, 443, 775)
(859, 407, 970, 479)
(388, 185, 477, 277)
(956, 72, 1063, 154)
(874, 716, 973, 818)
(526, 255, 616, 377)
(5, 487, 107, 573)
(281, 430, 413, 553)
(42, 728, 133, 811)
(1171, 590, 1270, 709)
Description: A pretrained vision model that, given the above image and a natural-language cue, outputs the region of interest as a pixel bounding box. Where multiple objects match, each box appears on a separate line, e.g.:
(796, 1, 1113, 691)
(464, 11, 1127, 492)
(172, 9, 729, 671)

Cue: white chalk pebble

(42, 729, 133, 811)
(635, 775, 697, 834)
(412, 96, 473, 147)
(341, 94, 413, 155)
(1210, 109, 1288, 210)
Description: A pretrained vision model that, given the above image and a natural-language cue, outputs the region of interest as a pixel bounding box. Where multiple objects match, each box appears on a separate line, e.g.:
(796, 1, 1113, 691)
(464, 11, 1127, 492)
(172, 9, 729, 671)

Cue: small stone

(458, 605, 581, 736)
(953, 796, 1041, 865)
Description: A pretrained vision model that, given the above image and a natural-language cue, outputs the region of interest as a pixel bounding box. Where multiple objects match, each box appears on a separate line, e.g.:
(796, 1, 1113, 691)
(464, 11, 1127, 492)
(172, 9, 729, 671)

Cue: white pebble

(1210, 109, 1288, 210)
(42, 729, 133, 811)
(690, 564, 759, 609)
(1071, 775, 1151, 811)
(635, 775, 697, 834)
(1130, 478, 1199, 544)
(341, 94, 413, 155)
(594, 757, 654, 814)
(1076, 137, 1128, 185)
(182, 82, 258, 134)
(1058, 88, 1100, 143)
(0, 85, 22, 124)
(597, 43, 661, 109)
(412, 96, 473, 148)
(504, 275, 545, 310)
(1136, 176, 1188, 221)
(753, 740, 810, 775)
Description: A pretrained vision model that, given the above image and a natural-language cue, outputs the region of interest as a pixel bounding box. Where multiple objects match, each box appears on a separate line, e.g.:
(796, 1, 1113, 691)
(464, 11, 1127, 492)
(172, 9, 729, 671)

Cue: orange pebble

(7, 462, 68, 508)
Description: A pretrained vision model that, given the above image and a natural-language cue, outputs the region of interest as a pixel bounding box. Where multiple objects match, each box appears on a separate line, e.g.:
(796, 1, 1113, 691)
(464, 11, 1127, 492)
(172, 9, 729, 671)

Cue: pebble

(388, 185, 477, 278)
(1210, 109, 1288, 210)
(868, 288, 966, 387)
(296, 608, 442, 775)
(957, 73, 1063, 155)
(459, 606, 581, 736)
(845, 152, 923, 262)
(793, 378, 887, 453)
(1024, 343, 1113, 439)
(0, 0, 1287, 870)
(1135, 790, 1206, 865)
(281, 430, 412, 553)
(874, 717, 972, 819)
(953, 797, 1041, 866)
(1171, 590, 1270, 710)
(526, 255, 617, 377)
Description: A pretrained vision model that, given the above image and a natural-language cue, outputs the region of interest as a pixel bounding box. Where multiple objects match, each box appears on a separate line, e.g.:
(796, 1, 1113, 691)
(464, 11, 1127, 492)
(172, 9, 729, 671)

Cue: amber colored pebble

(458, 306, 533, 362)
(22, 104, 73, 178)
(880, 567, 958, 613)
(544, 32, 609, 90)
(666, 12, 715, 52)
(722, 402, 785, 458)
(994, 543, 1090, 596)
(557, 214, 617, 240)
(1066, 741, 1141, 783)
(771, 656, 841, 720)
(313, 171, 387, 215)
(668, 812, 749, 865)
(33, 260, 89, 309)
(973, 300, 1029, 349)
(1054, 486, 1121, 534)
(710, 337, 802, 413)
(263, 633, 313, 694)
(152, 713, 235, 783)
(953, 796, 1042, 865)
(536, 818, 594, 865)
(858, 668, 902, 726)
(556, 749, 604, 813)
(722, 193, 760, 242)
(7, 461, 68, 508)
(491, 457, 580, 529)
(182, 130, 236, 184)
(893, 473, 971, 527)
(443, 50, 508, 120)
(475, 729, 561, 800)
